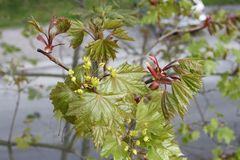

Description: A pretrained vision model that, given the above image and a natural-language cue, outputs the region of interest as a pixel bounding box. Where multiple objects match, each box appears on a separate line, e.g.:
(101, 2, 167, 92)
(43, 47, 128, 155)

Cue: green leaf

(204, 60, 217, 75)
(15, 137, 30, 150)
(161, 91, 180, 119)
(67, 92, 125, 124)
(28, 87, 42, 100)
(68, 20, 85, 48)
(101, 136, 128, 160)
(50, 82, 80, 114)
(232, 49, 240, 64)
(86, 38, 119, 62)
(181, 74, 202, 93)
(28, 17, 44, 33)
(178, 58, 203, 75)
(203, 118, 219, 138)
(99, 63, 148, 95)
(112, 28, 134, 41)
(103, 19, 123, 29)
(92, 125, 108, 147)
(216, 127, 235, 144)
(172, 80, 193, 107)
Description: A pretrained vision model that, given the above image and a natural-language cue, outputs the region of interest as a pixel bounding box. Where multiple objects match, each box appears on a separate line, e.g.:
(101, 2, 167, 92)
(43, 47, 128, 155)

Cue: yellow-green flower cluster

(83, 57, 91, 70)
(68, 69, 77, 83)
(107, 66, 117, 78)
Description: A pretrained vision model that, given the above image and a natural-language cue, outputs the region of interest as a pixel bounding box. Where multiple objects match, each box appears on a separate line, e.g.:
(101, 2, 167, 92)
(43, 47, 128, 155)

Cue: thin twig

(193, 96, 206, 124)
(144, 25, 204, 55)
(7, 86, 21, 160)
(37, 49, 69, 71)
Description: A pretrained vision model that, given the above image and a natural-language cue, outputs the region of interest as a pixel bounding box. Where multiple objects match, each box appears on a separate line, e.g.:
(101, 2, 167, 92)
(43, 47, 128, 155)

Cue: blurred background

(0, 0, 240, 160)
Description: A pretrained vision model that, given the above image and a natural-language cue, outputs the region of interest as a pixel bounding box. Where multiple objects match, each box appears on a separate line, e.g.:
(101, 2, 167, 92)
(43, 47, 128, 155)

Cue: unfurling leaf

(103, 19, 123, 29)
(68, 20, 85, 48)
(28, 17, 44, 33)
(55, 17, 71, 33)
(112, 28, 134, 41)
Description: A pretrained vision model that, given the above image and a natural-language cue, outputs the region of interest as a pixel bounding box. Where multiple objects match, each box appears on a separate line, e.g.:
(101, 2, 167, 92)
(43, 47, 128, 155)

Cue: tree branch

(144, 25, 204, 55)
(37, 49, 69, 71)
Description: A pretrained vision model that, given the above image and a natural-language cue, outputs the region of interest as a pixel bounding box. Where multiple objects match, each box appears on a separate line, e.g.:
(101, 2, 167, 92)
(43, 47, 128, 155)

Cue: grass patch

(0, 0, 78, 28)
(0, 0, 239, 29)
(202, 0, 240, 5)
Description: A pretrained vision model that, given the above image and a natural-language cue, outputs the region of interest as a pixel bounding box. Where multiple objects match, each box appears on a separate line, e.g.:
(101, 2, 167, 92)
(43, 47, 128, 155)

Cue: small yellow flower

(135, 140, 140, 146)
(132, 149, 137, 155)
(143, 136, 150, 142)
(142, 128, 147, 135)
(76, 89, 83, 94)
(124, 145, 129, 151)
(111, 69, 117, 78)
(129, 130, 138, 137)
(91, 77, 100, 87)
(84, 76, 91, 81)
(71, 77, 76, 82)
(68, 69, 74, 75)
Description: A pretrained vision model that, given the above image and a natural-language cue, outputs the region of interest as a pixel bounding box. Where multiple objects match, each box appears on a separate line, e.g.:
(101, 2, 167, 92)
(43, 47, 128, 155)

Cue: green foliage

(28, 87, 42, 100)
(178, 123, 200, 144)
(218, 74, 240, 100)
(1, 43, 21, 55)
(86, 38, 119, 62)
(99, 63, 148, 94)
(68, 20, 85, 48)
(204, 118, 235, 144)
(15, 128, 41, 150)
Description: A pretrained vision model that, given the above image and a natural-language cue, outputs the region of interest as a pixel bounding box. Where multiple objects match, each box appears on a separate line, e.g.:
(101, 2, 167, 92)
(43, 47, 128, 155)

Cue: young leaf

(99, 63, 148, 95)
(68, 20, 85, 48)
(28, 17, 44, 33)
(172, 80, 193, 107)
(67, 92, 125, 124)
(112, 28, 134, 41)
(103, 19, 123, 29)
(55, 17, 71, 33)
(86, 39, 119, 62)
(50, 82, 80, 114)
(181, 74, 202, 93)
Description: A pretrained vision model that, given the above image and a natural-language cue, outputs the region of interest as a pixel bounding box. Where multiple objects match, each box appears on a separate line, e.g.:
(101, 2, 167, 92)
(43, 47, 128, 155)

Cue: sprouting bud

(129, 130, 138, 137)
(99, 62, 105, 68)
(91, 77, 100, 87)
(135, 140, 140, 146)
(84, 76, 91, 81)
(143, 136, 150, 142)
(76, 89, 83, 94)
(111, 69, 117, 78)
(124, 145, 129, 151)
(142, 128, 147, 135)
(132, 149, 137, 155)
(144, 123, 148, 127)
(68, 69, 74, 75)
(71, 77, 76, 82)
